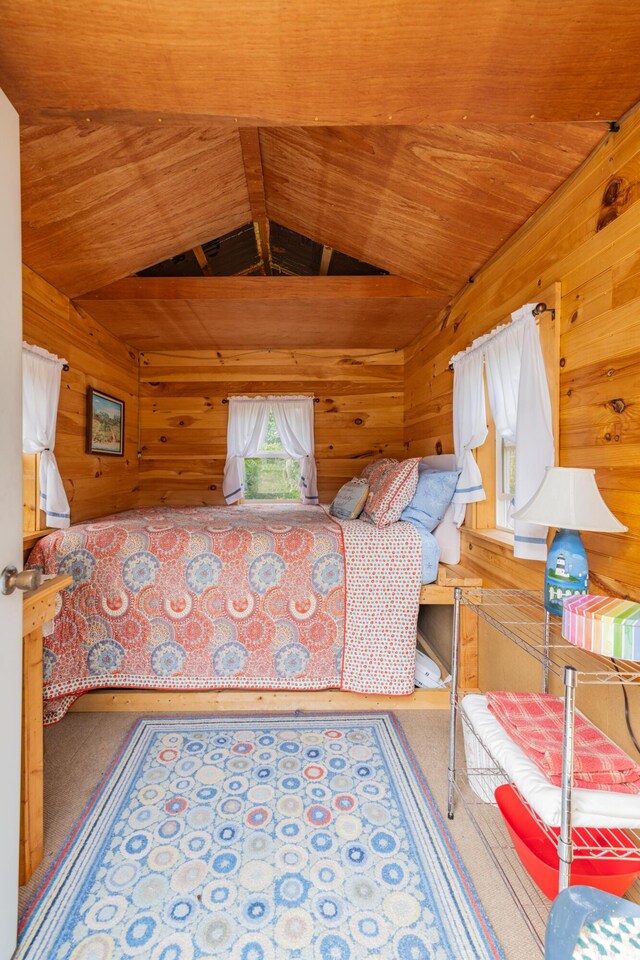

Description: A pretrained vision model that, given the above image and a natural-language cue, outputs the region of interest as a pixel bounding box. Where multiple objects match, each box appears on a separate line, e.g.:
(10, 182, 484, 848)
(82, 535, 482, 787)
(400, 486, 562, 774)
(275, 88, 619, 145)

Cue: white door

(0, 87, 24, 958)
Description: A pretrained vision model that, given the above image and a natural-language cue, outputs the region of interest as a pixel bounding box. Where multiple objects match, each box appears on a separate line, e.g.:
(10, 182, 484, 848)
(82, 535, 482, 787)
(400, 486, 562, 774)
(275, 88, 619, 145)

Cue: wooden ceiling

(3, 1, 635, 347)
(260, 124, 606, 292)
(2, 2, 640, 125)
(21, 123, 250, 298)
(75, 276, 447, 350)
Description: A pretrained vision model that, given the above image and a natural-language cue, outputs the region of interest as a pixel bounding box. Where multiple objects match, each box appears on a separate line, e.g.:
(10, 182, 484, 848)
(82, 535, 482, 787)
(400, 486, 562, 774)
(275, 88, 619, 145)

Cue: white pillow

(433, 505, 461, 564)
(421, 453, 458, 472)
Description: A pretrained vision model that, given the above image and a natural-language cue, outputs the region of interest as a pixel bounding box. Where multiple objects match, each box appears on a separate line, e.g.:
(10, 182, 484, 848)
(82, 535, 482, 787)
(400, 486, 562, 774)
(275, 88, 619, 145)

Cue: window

(22, 342, 70, 529)
(471, 291, 559, 537)
(495, 437, 516, 531)
(244, 411, 301, 501)
(223, 395, 317, 505)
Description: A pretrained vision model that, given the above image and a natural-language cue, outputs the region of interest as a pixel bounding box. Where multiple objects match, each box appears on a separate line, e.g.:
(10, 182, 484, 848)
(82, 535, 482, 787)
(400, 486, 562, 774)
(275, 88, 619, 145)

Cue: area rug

(18, 713, 504, 959)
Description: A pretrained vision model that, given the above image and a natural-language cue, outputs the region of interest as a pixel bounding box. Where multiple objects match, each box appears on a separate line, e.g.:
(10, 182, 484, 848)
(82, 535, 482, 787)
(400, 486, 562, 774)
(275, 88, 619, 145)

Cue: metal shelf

(451, 771, 550, 951)
(447, 587, 640, 955)
(460, 588, 640, 685)
(459, 705, 640, 859)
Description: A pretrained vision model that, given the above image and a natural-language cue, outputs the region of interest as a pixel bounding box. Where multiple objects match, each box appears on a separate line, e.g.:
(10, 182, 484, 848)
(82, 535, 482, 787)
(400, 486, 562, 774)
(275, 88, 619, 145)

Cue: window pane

(502, 440, 516, 497)
(495, 437, 516, 531)
(245, 458, 301, 500)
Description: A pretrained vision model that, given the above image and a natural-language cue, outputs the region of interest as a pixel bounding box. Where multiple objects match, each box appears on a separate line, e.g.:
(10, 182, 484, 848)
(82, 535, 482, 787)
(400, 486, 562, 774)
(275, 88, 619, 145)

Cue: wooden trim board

(68, 688, 450, 713)
(21, 574, 73, 885)
(419, 562, 482, 604)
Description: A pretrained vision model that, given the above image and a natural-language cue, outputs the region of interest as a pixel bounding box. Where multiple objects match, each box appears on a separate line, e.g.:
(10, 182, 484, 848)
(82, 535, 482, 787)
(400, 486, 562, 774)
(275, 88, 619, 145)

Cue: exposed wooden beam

(319, 245, 333, 276)
(73, 275, 450, 350)
(238, 128, 271, 275)
(77, 275, 445, 303)
(192, 245, 212, 276)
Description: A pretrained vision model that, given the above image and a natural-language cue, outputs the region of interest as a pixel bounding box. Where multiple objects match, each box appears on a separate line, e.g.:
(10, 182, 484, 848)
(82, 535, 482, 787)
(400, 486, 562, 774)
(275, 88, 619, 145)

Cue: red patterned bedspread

(28, 505, 422, 722)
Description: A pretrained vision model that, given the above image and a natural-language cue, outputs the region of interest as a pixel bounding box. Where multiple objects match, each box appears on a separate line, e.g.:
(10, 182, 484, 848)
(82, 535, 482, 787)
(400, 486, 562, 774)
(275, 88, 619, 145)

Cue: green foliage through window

(245, 458, 301, 500)
(244, 411, 301, 501)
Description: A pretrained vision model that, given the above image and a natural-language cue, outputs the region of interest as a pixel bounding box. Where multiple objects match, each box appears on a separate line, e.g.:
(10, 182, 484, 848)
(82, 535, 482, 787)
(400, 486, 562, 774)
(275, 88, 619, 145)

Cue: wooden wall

(405, 107, 640, 751)
(138, 349, 404, 506)
(22, 266, 139, 524)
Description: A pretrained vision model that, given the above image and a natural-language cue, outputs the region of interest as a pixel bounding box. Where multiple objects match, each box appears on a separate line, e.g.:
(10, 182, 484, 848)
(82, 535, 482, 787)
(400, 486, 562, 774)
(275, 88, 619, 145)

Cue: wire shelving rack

(447, 587, 640, 953)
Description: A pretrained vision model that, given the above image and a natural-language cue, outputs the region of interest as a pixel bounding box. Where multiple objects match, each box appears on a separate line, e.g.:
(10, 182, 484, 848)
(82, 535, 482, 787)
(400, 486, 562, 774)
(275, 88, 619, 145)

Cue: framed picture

(86, 387, 125, 456)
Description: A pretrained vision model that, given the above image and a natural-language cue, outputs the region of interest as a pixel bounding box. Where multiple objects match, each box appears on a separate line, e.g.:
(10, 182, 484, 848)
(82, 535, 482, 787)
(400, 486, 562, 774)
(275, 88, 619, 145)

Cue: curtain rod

(23, 340, 70, 371)
(447, 302, 554, 371)
(222, 396, 320, 404)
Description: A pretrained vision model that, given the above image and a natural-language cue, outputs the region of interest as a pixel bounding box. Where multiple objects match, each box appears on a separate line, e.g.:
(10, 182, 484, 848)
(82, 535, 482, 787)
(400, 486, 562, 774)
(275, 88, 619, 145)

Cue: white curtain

(451, 350, 487, 525)
(270, 397, 319, 503)
(22, 342, 71, 528)
(512, 306, 555, 559)
(222, 398, 270, 503)
(482, 304, 555, 559)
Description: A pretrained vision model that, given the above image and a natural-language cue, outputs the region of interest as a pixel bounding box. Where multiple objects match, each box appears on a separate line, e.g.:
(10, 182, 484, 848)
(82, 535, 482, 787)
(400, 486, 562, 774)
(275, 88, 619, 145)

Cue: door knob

(1, 566, 43, 596)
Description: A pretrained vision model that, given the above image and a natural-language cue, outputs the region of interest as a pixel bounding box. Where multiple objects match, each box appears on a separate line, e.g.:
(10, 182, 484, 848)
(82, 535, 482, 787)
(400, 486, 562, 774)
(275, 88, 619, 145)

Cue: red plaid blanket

(487, 691, 640, 794)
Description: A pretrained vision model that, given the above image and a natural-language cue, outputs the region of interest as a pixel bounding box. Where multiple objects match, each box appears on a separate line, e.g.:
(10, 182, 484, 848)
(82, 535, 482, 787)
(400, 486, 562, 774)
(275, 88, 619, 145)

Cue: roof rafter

(77, 275, 442, 302)
(239, 128, 272, 275)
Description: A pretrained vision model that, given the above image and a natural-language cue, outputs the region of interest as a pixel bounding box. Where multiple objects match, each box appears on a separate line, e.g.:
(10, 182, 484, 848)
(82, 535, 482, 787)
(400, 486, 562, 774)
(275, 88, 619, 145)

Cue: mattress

(461, 694, 640, 829)
(405, 522, 440, 584)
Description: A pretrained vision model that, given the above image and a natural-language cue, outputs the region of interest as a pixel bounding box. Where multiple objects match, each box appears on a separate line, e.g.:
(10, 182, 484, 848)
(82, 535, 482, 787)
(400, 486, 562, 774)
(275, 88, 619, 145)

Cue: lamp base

(544, 528, 589, 617)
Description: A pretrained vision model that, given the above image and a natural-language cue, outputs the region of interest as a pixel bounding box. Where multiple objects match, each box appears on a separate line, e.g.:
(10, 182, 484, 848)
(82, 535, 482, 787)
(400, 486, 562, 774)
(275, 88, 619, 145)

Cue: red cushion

(360, 458, 398, 483)
(362, 458, 421, 527)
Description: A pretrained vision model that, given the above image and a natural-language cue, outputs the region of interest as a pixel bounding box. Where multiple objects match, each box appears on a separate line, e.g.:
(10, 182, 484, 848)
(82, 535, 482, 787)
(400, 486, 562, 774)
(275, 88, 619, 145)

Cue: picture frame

(86, 387, 125, 456)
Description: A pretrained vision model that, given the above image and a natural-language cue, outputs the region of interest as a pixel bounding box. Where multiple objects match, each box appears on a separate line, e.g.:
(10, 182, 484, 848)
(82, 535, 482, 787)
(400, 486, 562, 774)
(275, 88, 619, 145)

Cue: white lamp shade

(511, 466, 627, 533)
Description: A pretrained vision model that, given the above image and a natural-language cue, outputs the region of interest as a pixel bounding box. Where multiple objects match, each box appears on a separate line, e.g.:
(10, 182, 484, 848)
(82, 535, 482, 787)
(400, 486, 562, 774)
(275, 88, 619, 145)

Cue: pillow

(420, 454, 457, 472)
(433, 504, 461, 565)
(400, 467, 460, 532)
(329, 479, 369, 520)
(359, 457, 398, 482)
(362, 457, 421, 527)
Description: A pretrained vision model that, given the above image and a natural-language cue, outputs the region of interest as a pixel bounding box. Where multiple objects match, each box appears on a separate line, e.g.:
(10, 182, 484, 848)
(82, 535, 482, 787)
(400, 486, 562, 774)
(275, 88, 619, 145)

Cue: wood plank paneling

(75, 276, 446, 351)
(139, 349, 404, 506)
(2, 3, 640, 125)
(22, 266, 140, 523)
(261, 124, 605, 295)
(21, 123, 250, 297)
(404, 106, 640, 752)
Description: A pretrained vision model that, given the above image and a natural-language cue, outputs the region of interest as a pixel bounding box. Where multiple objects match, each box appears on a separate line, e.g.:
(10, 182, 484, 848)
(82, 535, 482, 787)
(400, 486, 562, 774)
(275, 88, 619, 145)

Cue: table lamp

(512, 467, 628, 616)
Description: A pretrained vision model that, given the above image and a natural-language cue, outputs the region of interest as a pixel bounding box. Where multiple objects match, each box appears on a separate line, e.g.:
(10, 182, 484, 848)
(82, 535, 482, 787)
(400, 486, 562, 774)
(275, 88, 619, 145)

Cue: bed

(28, 503, 427, 723)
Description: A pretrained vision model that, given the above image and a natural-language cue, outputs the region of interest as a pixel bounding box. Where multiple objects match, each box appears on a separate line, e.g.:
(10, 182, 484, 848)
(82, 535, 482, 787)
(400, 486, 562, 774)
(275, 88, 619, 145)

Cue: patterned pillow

(329, 479, 369, 520)
(362, 458, 421, 528)
(360, 458, 398, 482)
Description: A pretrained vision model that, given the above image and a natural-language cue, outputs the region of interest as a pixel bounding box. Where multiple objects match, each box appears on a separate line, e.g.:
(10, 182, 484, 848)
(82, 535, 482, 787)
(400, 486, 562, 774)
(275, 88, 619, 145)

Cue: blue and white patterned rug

(18, 714, 503, 959)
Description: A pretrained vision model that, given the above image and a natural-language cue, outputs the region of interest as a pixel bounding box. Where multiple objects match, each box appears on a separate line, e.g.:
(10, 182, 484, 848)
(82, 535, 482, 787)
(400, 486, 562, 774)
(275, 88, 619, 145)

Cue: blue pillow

(400, 468, 460, 532)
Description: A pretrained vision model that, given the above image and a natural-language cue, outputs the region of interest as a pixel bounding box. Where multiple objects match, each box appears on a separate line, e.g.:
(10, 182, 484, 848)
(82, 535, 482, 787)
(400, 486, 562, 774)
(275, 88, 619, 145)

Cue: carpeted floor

(19, 710, 543, 958)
